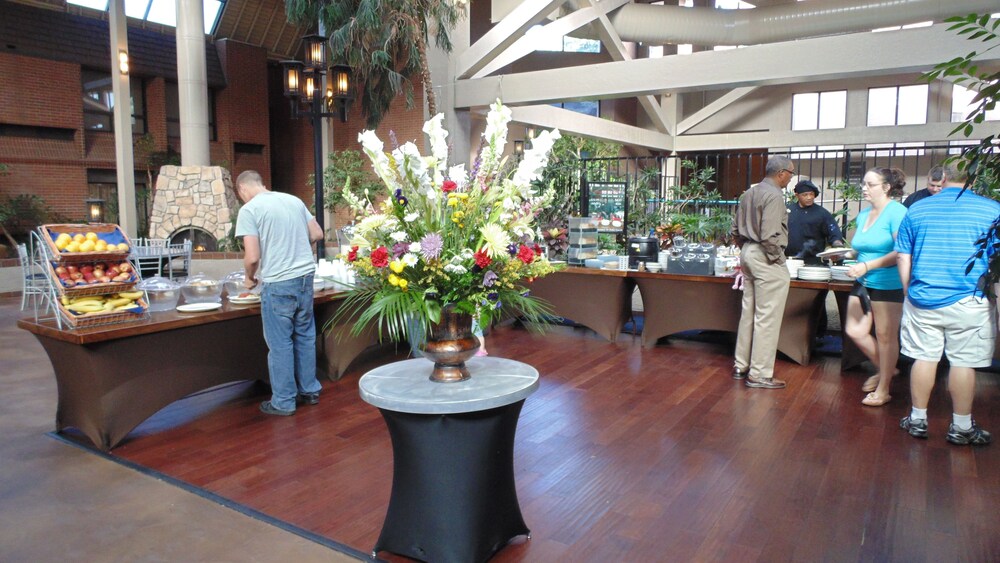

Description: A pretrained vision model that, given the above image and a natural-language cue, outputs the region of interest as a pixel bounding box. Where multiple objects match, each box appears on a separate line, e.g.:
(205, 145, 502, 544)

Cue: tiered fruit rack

(37, 224, 149, 329)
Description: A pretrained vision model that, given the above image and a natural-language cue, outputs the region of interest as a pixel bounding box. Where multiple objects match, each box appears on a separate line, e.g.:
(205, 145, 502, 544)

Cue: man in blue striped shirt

(895, 163, 1000, 446)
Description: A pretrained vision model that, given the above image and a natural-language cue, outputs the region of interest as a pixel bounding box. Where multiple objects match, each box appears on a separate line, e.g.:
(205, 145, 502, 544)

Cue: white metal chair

(130, 238, 170, 279)
(18, 242, 50, 312)
(163, 239, 192, 281)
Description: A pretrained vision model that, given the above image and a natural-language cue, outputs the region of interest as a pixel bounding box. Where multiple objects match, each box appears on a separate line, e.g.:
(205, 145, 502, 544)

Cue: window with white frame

(952, 84, 1000, 122)
(867, 85, 928, 126)
(790, 145, 846, 160)
(792, 91, 847, 130)
(552, 101, 599, 117)
(872, 21, 933, 33)
(527, 25, 600, 53)
(865, 142, 925, 157)
(949, 139, 1000, 155)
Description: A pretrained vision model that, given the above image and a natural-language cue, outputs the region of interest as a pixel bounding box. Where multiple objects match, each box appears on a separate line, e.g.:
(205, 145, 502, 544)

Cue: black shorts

(850, 281, 903, 303)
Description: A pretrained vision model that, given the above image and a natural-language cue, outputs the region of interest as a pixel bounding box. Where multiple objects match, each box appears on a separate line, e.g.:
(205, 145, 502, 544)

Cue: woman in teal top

(844, 167, 908, 407)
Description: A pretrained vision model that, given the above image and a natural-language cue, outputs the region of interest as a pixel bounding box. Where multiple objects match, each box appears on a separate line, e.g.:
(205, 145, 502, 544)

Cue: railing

(577, 141, 970, 238)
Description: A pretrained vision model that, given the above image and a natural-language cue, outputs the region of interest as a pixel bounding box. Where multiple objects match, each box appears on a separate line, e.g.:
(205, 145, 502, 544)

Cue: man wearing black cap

(786, 179, 845, 264)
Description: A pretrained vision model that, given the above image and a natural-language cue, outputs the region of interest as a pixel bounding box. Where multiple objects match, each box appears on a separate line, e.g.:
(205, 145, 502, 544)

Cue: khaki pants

(735, 243, 790, 379)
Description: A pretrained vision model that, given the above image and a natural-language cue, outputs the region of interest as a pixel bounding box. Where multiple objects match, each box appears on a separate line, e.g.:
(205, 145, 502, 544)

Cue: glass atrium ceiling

(67, 0, 225, 34)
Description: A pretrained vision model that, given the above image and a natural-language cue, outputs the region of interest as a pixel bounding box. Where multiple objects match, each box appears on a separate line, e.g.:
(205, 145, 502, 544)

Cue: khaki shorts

(900, 296, 997, 368)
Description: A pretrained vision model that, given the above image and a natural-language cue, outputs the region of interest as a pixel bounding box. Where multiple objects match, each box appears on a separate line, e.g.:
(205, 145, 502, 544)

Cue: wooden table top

(17, 289, 349, 345)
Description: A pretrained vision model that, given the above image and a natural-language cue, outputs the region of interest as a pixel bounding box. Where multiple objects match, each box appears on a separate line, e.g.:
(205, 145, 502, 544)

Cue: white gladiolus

(393, 142, 429, 191)
(358, 130, 398, 190)
(390, 231, 408, 242)
(422, 114, 449, 165)
(448, 164, 468, 189)
(408, 241, 422, 253)
(513, 128, 561, 186)
(479, 99, 511, 173)
(404, 212, 420, 223)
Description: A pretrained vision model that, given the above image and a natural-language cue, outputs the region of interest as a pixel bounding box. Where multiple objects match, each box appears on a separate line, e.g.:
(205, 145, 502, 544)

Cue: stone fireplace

(149, 166, 238, 249)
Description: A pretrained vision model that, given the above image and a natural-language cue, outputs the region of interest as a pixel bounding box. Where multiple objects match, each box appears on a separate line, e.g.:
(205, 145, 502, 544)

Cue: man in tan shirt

(732, 155, 794, 389)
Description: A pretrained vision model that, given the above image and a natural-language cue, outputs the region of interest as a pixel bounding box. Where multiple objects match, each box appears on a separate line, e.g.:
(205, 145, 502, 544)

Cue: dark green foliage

(322, 149, 382, 215)
(284, 0, 464, 128)
(923, 14, 1000, 294)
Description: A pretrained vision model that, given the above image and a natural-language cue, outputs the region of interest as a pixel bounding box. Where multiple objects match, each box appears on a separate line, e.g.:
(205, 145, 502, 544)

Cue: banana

(114, 302, 138, 311)
(66, 301, 106, 314)
(69, 295, 105, 305)
(105, 297, 133, 308)
(116, 291, 144, 300)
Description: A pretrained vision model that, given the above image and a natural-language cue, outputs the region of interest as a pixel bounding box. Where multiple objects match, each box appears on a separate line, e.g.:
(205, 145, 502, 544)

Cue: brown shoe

(745, 376, 786, 389)
(732, 368, 748, 380)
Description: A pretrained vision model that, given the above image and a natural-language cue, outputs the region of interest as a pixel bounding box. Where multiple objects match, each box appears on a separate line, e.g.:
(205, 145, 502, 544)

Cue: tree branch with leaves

(284, 0, 466, 129)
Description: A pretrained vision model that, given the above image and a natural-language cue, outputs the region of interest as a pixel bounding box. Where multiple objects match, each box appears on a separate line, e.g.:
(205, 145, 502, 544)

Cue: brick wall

(0, 54, 82, 130)
(215, 40, 270, 186)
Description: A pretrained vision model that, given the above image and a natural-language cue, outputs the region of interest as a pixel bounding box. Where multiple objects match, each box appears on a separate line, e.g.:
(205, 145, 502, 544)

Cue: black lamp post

(280, 35, 353, 259)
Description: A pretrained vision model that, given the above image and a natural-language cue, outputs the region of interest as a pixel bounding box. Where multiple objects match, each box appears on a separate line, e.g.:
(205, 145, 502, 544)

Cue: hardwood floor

(100, 323, 1000, 561)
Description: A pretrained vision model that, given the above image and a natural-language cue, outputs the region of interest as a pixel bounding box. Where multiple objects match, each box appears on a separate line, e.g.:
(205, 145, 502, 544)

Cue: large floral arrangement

(335, 100, 563, 341)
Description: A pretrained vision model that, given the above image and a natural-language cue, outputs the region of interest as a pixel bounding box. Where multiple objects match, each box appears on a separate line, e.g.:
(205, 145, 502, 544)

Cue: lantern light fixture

(280, 35, 355, 259)
(302, 34, 328, 70)
(85, 198, 105, 223)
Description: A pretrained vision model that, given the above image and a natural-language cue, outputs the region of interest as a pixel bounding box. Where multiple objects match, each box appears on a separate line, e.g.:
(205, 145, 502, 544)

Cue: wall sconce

(85, 198, 105, 223)
(118, 50, 129, 75)
(513, 140, 524, 159)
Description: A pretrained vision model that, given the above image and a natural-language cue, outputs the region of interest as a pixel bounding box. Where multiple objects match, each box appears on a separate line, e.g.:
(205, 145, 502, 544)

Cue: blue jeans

(261, 274, 321, 411)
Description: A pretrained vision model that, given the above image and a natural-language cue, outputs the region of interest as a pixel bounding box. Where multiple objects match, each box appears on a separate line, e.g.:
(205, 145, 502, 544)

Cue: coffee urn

(627, 236, 659, 269)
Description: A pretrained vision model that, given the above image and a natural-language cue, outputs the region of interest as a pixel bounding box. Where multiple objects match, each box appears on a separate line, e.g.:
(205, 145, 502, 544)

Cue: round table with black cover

(359, 357, 539, 563)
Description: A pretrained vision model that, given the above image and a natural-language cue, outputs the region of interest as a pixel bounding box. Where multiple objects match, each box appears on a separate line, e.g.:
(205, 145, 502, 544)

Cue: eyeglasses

(863, 181, 887, 189)
(781, 169, 795, 175)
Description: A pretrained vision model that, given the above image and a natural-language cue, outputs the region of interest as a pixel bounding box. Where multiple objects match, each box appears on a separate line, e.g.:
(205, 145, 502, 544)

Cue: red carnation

(516, 244, 535, 264)
(532, 243, 543, 256)
(370, 246, 389, 268)
(442, 180, 458, 193)
(474, 248, 492, 268)
(347, 246, 359, 262)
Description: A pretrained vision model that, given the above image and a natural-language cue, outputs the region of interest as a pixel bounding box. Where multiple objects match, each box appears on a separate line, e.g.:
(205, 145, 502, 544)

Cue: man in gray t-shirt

(234, 170, 324, 416)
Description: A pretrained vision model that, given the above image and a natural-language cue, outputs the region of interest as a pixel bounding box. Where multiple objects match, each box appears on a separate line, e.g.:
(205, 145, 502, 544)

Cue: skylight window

(67, 0, 224, 34)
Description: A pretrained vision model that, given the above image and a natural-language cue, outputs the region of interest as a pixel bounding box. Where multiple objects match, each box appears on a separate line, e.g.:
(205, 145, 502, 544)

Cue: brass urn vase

(420, 306, 480, 383)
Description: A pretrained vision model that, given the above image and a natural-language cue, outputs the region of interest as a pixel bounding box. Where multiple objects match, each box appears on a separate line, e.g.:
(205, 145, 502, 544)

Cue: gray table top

(358, 357, 539, 414)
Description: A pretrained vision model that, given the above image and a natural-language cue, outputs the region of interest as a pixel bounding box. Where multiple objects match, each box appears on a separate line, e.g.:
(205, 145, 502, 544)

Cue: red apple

(67, 265, 79, 274)
(108, 266, 120, 276)
(118, 262, 132, 273)
(81, 265, 94, 274)
(55, 266, 68, 276)
(98, 276, 112, 283)
(70, 272, 84, 280)
(62, 279, 75, 287)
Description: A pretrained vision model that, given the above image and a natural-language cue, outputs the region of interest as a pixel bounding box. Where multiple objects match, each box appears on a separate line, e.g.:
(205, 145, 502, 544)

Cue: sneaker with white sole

(946, 421, 991, 446)
(899, 416, 928, 439)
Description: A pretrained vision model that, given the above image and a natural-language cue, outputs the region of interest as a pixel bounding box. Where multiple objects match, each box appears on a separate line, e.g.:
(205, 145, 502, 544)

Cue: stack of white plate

(646, 262, 662, 273)
(786, 258, 804, 278)
(798, 266, 832, 281)
(830, 265, 852, 282)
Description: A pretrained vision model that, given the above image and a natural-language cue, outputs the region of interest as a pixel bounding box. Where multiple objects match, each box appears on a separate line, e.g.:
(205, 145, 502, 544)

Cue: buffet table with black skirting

(17, 290, 381, 451)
